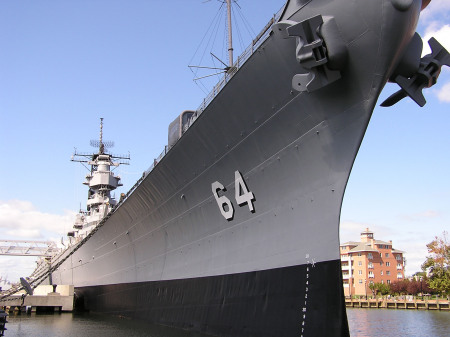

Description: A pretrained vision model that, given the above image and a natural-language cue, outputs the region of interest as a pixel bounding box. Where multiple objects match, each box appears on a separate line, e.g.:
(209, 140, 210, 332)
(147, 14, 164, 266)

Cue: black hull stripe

(76, 260, 349, 337)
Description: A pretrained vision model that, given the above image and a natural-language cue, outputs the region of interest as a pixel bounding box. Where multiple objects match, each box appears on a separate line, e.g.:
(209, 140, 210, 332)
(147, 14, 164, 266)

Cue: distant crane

(0, 240, 60, 257)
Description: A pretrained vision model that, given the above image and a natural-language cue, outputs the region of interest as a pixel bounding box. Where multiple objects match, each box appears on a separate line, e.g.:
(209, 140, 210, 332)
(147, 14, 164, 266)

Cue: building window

(358, 261, 362, 266)
(368, 271, 374, 278)
(358, 253, 362, 257)
(368, 253, 373, 259)
(381, 280, 384, 284)
(380, 262, 383, 266)
(387, 280, 391, 285)
(386, 262, 390, 267)
(359, 279, 363, 284)
(397, 273, 403, 279)
(359, 270, 362, 275)
(387, 271, 390, 275)
(368, 262, 373, 269)
(396, 255, 401, 261)
(397, 263, 402, 269)
(381, 271, 383, 275)
(385, 253, 389, 258)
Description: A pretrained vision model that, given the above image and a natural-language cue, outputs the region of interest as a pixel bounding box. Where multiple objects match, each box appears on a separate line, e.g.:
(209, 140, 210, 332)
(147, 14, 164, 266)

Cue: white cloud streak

(437, 82, 450, 102)
(422, 24, 450, 55)
(0, 200, 75, 239)
(420, 0, 450, 22)
(0, 200, 76, 286)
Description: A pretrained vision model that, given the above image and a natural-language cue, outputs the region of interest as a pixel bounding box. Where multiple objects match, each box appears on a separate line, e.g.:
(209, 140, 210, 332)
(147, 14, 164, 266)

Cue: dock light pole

(364, 279, 367, 300)
(420, 276, 423, 300)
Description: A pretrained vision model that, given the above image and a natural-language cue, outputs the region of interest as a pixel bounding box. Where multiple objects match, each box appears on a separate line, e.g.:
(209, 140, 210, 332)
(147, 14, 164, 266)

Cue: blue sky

(0, 1, 449, 284)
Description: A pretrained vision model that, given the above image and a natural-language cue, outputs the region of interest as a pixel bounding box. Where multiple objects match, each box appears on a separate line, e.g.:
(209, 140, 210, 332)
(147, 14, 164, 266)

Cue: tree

(369, 282, 390, 296)
(390, 280, 408, 295)
(421, 231, 450, 296)
(406, 280, 420, 296)
(412, 272, 434, 295)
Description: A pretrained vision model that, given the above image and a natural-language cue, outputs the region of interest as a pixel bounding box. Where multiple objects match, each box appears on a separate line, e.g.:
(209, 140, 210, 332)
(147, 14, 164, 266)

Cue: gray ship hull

(45, 0, 423, 336)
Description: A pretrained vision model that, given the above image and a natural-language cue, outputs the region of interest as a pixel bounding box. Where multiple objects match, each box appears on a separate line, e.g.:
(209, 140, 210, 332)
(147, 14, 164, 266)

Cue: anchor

(381, 36, 450, 107)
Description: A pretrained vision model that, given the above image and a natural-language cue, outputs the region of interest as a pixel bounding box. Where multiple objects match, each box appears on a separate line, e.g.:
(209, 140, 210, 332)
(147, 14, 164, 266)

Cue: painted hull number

(212, 170, 255, 220)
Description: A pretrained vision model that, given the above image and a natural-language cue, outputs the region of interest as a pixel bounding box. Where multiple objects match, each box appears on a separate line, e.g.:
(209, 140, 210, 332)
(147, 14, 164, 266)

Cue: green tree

(369, 282, 390, 296)
(421, 231, 450, 296)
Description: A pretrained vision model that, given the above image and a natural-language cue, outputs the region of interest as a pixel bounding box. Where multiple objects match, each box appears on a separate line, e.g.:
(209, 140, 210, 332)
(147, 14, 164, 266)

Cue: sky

(0, 0, 449, 286)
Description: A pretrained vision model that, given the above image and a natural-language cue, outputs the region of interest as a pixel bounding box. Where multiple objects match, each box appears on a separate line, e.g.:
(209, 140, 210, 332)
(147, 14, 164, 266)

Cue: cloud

(394, 231, 432, 275)
(339, 221, 396, 244)
(0, 199, 75, 239)
(436, 82, 450, 102)
(401, 210, 440, 221)
(0, 200, 76, 286)
(0, 256, 39, 286)
(420, 0, 450, 22)
(422, 24, 450, 55)
(340, 221, 368, 243)
(397, 241, 427, 275)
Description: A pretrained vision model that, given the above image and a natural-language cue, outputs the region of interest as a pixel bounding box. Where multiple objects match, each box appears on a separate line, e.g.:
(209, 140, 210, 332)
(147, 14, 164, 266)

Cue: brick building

(340, 228, 406, 297)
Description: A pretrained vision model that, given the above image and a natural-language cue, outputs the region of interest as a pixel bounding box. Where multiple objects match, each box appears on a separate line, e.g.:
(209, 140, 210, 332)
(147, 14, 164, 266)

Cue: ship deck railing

(196, 9, 282, 114)
(6, 9, 287, 295)
(109, 8, 283, 215)
(56, 9, 284, 242)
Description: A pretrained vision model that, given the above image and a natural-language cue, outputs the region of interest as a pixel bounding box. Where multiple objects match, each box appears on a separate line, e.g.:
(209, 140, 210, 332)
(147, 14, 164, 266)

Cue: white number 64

(212, 170, 255, 220)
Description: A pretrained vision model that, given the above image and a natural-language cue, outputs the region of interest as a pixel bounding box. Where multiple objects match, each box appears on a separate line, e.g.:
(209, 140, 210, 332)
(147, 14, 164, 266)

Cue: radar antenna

(89, 118, 114, 154)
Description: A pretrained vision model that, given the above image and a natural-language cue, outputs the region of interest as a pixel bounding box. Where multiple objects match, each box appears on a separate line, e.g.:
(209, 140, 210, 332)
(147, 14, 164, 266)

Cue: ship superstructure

(69, 118, 129, 240)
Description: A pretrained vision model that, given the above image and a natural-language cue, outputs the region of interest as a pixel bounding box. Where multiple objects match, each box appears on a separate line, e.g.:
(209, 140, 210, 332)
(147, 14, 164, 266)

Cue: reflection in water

(5, 309, 450, 337)
(346, 308, 450, 337)
(6, 312, 209, 337)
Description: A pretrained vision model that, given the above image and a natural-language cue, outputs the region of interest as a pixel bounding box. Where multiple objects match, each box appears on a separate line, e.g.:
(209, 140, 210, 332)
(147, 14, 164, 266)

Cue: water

(4, 312, 207, 337)
(346, 308, 449, 337)
(4, 309, 449, 337)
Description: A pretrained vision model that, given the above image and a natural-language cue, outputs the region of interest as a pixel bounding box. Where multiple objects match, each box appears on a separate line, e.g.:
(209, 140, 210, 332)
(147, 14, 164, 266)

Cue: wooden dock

(0, 285, 74, 313)
(346, 298, 449, 311)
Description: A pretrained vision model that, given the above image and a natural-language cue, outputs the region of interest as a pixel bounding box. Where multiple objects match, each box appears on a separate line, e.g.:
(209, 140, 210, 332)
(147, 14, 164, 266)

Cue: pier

(0, 285, 74, 313)
(346, 298, 450, 311)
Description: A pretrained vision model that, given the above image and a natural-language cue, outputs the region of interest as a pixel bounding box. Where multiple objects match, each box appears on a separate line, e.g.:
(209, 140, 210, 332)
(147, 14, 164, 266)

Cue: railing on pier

(345, 298, 450, 311)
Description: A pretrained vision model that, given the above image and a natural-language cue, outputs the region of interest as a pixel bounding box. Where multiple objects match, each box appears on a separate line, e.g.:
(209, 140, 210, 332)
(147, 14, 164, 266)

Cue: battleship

(3, 0, 449, 336)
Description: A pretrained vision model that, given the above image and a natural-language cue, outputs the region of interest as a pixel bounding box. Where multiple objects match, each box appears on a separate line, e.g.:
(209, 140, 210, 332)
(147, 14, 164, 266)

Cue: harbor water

(3, 308, 449, 336)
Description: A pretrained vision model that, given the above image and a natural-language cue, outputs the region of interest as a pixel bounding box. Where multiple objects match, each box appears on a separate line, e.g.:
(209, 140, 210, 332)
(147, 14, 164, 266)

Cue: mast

(99, 117, 104, 154)
(226, 0, 233, 67)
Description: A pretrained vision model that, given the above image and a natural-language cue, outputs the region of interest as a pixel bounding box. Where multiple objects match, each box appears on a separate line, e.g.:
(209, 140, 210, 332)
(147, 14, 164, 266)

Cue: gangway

(0, 240, 60, 257)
